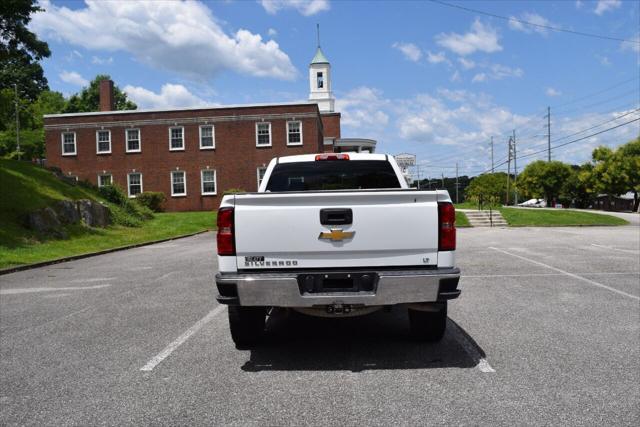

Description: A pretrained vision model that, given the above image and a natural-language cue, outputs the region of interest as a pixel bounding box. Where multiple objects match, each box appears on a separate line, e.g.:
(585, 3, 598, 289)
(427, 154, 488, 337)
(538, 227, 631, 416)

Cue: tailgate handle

(320, 208, 353, 225)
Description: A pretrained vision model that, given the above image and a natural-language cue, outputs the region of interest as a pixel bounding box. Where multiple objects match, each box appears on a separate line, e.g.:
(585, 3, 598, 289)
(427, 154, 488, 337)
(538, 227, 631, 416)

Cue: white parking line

(489, 247, 639, 301)
(462, 272, 639, 278)
(70, 277, 115, 283)
(590, 243, 640, 255)
(140, 305, 227, 372)
(447, 320, 495, 373)
(0, 284, 111, 295)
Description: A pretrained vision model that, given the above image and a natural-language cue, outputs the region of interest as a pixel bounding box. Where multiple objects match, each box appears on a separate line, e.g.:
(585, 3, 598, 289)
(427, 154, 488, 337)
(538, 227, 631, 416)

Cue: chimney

(99, 79, 115, 111)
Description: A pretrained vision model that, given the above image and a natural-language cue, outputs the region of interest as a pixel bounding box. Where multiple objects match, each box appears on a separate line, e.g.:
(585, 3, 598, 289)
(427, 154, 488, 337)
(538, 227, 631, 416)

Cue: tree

(562, 164, 594, 208)
(587, 138, 640, 211)
(0, 89, 65, 158)
(516, 160, 572, 206)
(0, 0, 51, 100)
(465, 172, 512, 207)
(63, 75, 137, 113)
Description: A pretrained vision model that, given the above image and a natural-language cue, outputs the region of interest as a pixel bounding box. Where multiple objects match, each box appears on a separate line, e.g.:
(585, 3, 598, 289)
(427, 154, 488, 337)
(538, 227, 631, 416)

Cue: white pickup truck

(215, 153, 460, 347)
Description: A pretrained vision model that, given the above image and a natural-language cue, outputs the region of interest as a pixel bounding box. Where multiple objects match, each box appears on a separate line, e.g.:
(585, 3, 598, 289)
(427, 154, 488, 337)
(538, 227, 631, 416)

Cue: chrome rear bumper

(215, 268, 460, 307)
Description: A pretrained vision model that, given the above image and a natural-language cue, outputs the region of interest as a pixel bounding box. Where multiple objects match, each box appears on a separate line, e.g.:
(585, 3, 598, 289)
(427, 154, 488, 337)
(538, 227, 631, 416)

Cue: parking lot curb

(0, 230, 211, 276)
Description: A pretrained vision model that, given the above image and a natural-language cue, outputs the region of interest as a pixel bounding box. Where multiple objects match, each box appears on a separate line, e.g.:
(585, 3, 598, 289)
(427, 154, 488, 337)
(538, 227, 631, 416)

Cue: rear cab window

(265, 160, 402, 192)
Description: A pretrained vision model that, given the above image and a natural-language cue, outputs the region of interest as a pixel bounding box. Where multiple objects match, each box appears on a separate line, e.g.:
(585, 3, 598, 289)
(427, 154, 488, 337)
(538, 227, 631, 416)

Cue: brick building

(44, 45, 373, 211)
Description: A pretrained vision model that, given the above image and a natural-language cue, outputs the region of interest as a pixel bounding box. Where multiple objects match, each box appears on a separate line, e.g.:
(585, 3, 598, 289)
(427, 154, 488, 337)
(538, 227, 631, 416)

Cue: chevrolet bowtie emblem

(318, 229, 355, 241)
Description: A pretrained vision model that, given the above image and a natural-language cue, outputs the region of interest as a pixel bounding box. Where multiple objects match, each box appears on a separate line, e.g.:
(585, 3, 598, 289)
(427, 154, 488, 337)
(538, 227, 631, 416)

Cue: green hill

(0, 160, 213, 269)
(0, 159, 104, 247)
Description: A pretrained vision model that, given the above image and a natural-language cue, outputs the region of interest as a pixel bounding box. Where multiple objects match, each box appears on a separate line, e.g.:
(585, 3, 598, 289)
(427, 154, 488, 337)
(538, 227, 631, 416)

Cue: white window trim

(199, 125, 215, 150)
(125, 128, 141, 153)
(96, 130, 112, 154)
(286, 121, 303, 146)
(200, 169, 217, 196)
(169, 126, 185, 151)
(255, 122, 272, 148)
(257, 167, 267, 190)
(97, 173, 112, 188)
(127, 173, 143, 198)
(61, 132, 77, 156)
(171, 171, 187, 197)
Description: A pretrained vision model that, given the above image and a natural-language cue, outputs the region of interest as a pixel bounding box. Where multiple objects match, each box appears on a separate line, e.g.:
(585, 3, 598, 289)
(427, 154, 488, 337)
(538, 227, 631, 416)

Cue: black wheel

(408, 303, 447, 342)
(228, 306, 266, 348)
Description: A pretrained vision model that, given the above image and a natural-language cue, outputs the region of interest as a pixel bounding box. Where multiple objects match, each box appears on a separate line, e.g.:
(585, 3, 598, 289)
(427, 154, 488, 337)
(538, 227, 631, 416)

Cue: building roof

(311, 47, 330, 65)
(43, 101, 319, 119)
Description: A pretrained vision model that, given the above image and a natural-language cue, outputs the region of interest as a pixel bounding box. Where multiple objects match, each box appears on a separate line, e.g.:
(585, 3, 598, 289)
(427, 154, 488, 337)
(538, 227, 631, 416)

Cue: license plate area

(297, 272, 379, 295)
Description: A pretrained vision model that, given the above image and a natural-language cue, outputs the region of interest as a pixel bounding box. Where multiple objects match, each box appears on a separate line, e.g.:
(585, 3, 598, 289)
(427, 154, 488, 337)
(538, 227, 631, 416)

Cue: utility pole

(506, 137, 512, 206)
(513, 129, 518, 205)
(545, 106, 551, 161)
(490, 136, 494, 173)
(441, 173, 445, 190)
(455, 162, 459, 204)
(14, 84, 20, 160)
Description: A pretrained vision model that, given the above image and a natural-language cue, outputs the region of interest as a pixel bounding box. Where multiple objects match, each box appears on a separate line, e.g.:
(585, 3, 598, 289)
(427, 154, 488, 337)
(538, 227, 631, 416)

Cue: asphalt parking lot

(1, 225, 639, 425)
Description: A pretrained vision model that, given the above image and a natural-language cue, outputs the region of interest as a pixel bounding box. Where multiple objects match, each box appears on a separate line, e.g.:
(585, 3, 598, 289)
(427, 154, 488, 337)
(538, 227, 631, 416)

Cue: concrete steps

(462, 210, 508, 227)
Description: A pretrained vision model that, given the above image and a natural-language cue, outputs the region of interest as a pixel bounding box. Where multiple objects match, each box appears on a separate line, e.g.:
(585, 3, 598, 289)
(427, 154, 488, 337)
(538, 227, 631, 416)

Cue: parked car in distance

(215, 153, 461, 347)
(518, 198, 547, 208)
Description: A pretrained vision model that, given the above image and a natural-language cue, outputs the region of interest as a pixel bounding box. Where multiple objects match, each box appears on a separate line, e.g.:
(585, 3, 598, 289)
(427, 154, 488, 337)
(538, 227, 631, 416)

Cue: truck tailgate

(233, 191, 440, 269)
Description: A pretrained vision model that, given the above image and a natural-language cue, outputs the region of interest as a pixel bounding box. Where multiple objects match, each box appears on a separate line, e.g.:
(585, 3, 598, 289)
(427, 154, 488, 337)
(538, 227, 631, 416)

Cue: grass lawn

(0, 211, 216, 270)
(455, 201, 502, 210)
(499, 207, 628, 227)
(456, 211, 471, 227)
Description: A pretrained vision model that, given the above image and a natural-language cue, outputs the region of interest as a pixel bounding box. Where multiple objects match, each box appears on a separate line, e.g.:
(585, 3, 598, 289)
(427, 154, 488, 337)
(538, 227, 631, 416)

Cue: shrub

(99, 184, 128, 205)
(136, 191, 166, 212)
(109, 205, 143, 227)
(125, 199, 154, 220)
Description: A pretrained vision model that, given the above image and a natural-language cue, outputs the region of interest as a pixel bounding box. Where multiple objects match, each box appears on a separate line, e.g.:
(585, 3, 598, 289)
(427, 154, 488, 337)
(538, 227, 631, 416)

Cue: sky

(30, 0, 640, 177)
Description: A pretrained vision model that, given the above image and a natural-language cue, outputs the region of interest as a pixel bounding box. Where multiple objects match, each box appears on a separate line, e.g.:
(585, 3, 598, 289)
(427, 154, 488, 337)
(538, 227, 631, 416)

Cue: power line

(553, 77, 639, 109)
(518, 107, 640, 152)
(477, 117, 639, 174)
(428, 0, 640, 45)
(553, 89, 639, 115)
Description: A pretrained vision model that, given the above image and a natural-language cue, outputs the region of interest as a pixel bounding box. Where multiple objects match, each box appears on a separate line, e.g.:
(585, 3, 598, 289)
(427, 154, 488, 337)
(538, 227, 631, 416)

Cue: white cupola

(308, 26, 335, 112)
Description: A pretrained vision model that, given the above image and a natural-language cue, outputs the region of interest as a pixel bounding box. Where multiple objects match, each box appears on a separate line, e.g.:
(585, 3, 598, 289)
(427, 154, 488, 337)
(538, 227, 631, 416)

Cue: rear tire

(228, 306, 266, 348)
(408, 303, 447, 342)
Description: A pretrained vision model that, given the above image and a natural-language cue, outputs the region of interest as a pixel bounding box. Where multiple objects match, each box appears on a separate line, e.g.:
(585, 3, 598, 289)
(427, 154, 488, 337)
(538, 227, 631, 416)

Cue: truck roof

(277, 152, 388, 164)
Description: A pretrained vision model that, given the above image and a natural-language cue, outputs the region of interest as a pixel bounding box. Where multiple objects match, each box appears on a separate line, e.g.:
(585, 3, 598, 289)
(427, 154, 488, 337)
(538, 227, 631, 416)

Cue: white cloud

(508, 12, 554, 36)
(450, 70, 461, 82)
(427, 50, 451, 64)
(335, 85, 636, 175)
(59, 70, 88, 86)
(621, 34, 640, 53)
(32, 0, 297, 81)
(393, 42, 422, 62)
(545, 87, 562, 97)
(457, 57, 475, 69)
(91, 55, 113, 65)
(435, 19, 502, 56)
(471, 73, 487, 83)
(596, 54, 611, 66)
(594, 0, 621, 15)
(335, 87, 390, 135)
(489, 63, 523, 79)
(575, 0, 584, 9)
(123, 83, 216, 110)
(470, 63, 523, 83)
(260, 0, 330, 16)
(267, 28, 277, 37)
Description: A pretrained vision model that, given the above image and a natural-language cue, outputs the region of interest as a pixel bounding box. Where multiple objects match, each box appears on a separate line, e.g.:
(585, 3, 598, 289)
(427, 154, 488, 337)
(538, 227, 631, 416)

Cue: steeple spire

(317, 23, 320, 48)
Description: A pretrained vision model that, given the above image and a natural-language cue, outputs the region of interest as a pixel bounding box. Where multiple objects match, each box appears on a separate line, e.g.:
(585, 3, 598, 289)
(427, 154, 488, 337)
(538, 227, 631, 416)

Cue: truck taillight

(315, 153, 350, 161)
(217, 207, 235, 256)
(438, 202, 456, 251)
